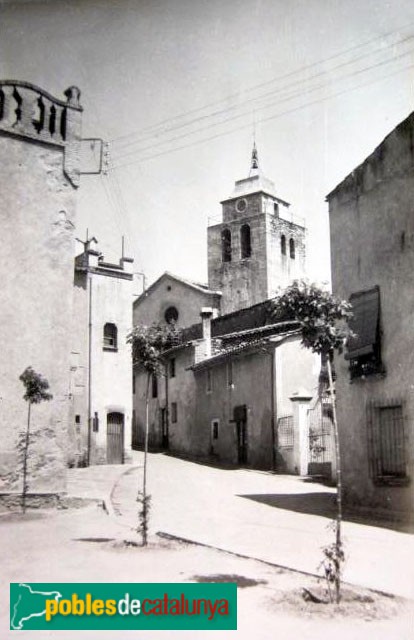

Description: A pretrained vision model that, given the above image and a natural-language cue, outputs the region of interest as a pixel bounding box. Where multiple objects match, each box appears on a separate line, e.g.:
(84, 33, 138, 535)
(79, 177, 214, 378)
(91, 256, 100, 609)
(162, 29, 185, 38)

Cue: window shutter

(345, 286, 380, 360)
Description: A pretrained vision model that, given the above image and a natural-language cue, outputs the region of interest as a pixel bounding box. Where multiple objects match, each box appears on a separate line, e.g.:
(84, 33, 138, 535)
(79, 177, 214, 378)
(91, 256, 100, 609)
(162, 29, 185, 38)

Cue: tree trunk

(327, 356, 343, 604)
(141, 373, 150, 546)
(22, 402, 31, 514)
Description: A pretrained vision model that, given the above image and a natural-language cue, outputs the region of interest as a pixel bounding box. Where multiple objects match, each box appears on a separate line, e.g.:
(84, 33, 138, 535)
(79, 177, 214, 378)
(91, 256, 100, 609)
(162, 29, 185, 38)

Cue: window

(206, 369, 212, 393)
(75, 415, 81, 424)
(92, 412, 99, 433)
(227, 361, 233, 387)
(132, 373, 136, 395)
(152, 374, 158, 398)
(211, 419, 219, 440)
(345, 286, 383, 380)
(171, 402, 177, 423)
(278, 415, 294, 448)
(169, 358, 176, 378)
(164, 306, 179, 324)
(289, 238, 295, 259)
(240, 224, 252, 259)
(281, 235, 286, 256)
(103, 323, 118, 350)
(367, 401, 408, 484)
(221, 228, 232, 262)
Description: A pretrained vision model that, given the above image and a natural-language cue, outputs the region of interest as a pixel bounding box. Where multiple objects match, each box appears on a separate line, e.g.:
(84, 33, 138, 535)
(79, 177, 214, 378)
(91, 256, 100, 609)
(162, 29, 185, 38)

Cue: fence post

(289, 388, 313, 476)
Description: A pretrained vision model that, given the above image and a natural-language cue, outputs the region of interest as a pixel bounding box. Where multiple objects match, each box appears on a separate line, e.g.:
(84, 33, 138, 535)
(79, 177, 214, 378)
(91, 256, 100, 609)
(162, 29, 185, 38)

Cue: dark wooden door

(234, 405, 248, 465)
(107, 412, 124, 464)
(161, 408, 169, 449)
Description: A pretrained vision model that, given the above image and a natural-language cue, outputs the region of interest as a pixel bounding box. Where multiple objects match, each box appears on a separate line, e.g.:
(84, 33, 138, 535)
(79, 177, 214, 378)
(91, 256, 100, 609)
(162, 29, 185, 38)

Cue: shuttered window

(346, 286, 383, 379)
(367, 400, 408, 484)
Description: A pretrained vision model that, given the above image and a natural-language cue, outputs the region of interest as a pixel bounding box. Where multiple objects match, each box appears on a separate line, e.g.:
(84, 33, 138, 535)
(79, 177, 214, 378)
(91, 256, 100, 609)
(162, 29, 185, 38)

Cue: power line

(112, 44, 414, 163)
(112, 34, 414, 157)
(111, 60, 414, 171)
(110, 19, 414, 147)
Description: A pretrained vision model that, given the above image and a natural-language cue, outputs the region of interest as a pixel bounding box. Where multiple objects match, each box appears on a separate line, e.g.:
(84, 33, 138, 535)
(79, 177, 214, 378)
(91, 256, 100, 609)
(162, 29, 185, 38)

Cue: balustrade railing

(0, 81, 81, 147)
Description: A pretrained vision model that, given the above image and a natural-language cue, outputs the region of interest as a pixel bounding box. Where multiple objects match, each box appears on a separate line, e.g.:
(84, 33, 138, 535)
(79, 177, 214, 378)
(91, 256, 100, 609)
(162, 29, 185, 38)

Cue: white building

(70, 242, 134, 465)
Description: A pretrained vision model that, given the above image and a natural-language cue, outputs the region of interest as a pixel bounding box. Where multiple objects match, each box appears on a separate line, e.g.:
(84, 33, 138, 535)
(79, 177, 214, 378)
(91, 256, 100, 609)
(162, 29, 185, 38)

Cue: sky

(1, 0, 414, 294)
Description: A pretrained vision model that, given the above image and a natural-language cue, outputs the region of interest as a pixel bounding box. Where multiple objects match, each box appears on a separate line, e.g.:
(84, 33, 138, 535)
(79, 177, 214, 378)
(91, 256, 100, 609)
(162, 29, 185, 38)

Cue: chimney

(200, 307, 213, 359)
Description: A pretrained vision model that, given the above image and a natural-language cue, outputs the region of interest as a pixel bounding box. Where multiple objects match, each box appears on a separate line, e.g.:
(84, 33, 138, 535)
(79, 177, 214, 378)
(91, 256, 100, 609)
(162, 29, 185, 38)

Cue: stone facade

(327, 110, 414, 514)
(208, 159, 306, 315)
(71, 246, 134, 465)
(0, 81, 82, 493)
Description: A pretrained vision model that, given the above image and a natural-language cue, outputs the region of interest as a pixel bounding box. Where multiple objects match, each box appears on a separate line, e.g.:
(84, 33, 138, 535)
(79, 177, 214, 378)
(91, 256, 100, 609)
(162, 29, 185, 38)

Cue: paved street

(110, 452, 414, 599)
(0, 455, 412, 640)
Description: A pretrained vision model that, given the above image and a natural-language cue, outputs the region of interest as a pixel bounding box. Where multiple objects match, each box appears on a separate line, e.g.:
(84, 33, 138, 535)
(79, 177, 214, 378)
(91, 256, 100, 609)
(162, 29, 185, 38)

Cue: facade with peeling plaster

(328, 110, 414, 515)
(0, 81, 83, 494)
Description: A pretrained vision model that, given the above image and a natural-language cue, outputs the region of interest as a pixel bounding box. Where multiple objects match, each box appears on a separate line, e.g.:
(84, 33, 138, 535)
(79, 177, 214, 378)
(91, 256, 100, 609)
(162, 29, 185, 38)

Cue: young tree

(271, 281, 353, 603)
(19, 367, 53, 513)
(127, 323, 182, 545)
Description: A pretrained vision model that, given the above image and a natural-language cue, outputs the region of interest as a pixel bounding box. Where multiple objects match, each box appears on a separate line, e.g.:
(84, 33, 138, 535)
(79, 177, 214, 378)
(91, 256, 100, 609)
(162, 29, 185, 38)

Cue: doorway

(233, 405, 248, 465)
(107, 412, 124, 464)
(161, 407, 169, 449)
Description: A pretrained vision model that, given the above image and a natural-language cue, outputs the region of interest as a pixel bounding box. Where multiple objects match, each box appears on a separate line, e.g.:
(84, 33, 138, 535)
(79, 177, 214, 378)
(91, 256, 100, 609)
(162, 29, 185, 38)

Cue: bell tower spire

(249, 141, 259, 176)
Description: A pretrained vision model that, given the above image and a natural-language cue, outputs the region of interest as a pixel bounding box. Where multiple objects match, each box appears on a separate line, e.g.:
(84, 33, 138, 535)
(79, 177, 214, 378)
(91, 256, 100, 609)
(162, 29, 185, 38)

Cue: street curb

(105, 464, 142, 519)
(156, 531, 398, 599)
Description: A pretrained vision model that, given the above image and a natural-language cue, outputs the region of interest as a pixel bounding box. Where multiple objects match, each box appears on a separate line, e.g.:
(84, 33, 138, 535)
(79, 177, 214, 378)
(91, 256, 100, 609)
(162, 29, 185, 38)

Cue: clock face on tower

(236, 198, 247, 213)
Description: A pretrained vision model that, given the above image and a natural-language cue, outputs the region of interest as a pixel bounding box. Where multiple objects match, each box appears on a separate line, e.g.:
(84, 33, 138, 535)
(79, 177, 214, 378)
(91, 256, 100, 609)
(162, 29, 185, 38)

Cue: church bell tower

(207, 145, 306, 315)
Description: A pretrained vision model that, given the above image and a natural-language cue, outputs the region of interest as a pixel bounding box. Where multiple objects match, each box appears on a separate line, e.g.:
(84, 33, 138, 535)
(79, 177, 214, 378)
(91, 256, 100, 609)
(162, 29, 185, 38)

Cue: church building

(208, 143, 306, 314)
(132, 147, 321, 473)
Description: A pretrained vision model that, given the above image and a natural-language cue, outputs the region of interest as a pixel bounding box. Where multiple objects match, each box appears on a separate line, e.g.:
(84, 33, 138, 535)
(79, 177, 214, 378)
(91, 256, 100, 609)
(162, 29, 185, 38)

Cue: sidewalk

(66, 463, 139, 513)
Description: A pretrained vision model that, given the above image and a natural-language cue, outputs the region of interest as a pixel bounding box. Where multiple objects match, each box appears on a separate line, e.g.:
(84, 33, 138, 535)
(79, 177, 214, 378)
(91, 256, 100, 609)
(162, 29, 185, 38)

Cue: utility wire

(111, 50, 414, 166)
(112, 34, 414, 156)
(111, 60, 414, 171)
(111, 19, 414, 147)
(112, 44, 414, 162)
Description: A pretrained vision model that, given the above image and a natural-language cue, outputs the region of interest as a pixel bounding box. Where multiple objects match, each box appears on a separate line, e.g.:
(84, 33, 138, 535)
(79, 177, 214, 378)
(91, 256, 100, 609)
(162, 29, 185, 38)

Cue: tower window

(274, 202, 279, 215)
(221, 228, 232, 263)
(281, 235, 286, 256)
(103, 323, 118, 350)
(240, 224, 252, 259)
(289, 238, 295, 259)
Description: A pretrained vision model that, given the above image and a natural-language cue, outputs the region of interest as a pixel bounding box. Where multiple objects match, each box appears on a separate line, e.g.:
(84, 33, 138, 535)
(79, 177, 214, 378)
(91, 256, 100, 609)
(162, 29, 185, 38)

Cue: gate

(307, 396, 334, 479)
(107, 412, 124, 464)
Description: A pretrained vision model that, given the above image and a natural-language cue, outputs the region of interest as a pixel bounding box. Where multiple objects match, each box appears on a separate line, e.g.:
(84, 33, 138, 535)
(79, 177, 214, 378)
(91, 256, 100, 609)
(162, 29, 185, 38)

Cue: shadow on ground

(238, 492, 414, 534)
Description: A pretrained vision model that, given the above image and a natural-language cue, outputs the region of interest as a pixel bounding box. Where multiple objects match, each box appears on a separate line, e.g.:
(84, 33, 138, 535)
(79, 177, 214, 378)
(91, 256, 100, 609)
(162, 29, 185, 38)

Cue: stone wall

(208, 212, 269, 314)
(208, 190, 306, 314)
